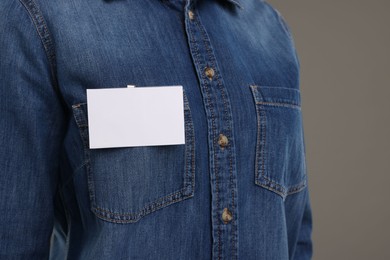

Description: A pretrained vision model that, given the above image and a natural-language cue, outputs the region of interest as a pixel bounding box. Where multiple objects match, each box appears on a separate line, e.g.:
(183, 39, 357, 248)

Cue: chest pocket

(71, 90, 195, 223)
(249, 85, 307, 200)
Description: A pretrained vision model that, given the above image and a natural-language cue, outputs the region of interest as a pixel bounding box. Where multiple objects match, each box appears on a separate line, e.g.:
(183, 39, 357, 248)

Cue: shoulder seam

(18, 0, 65, 107)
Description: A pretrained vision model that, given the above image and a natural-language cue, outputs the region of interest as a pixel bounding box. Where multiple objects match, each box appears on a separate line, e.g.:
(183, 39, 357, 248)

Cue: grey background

(267, 0, 390, 259)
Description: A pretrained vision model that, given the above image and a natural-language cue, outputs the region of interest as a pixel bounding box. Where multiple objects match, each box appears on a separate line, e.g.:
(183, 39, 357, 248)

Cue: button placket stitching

(184, 1, 239, 259)
(196, 13, 239, 260)
(186, 8, 223, 258)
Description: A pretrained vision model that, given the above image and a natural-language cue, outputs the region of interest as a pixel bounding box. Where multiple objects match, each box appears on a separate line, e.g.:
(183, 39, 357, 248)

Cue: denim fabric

(0, 0, 313, 259)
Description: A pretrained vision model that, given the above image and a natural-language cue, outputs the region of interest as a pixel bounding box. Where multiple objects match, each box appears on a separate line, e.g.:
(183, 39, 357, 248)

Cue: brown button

(222, 208, 233, 224)
(218, 134, 229, 148)
(205, 67, 215, 80)
(188, 10, 194, 20)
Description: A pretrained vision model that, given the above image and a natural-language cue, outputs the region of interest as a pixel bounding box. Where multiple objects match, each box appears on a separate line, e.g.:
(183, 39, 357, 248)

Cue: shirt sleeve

(293, 188, 314, 260)
(276, 6, 313, 258)
(0, 1, 66, 258)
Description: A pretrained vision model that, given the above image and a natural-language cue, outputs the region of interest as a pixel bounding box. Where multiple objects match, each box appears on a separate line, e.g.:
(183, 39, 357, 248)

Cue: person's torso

(41, 0, 308, 259)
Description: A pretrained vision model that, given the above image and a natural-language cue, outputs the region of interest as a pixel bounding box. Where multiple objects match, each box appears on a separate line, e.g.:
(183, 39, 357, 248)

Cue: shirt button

(218, 134, 229, 148)
(204, 67, 215, 80)
(222, 208, 233, 224)
(188, 10, 194, 20)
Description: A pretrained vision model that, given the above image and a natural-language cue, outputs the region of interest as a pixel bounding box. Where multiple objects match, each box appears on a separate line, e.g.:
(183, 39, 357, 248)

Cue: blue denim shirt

(0, 0, 313, 259)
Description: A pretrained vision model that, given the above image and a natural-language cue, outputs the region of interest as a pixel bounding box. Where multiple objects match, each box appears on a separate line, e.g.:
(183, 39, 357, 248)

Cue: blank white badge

(86, 85, 185, 149)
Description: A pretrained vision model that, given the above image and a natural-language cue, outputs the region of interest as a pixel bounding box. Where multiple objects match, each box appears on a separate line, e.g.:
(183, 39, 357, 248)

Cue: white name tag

(86, 85, 185, 149)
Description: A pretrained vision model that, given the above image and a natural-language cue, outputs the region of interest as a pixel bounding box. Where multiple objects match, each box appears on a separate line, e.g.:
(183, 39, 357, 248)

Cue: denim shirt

(0, 0, 313, 259)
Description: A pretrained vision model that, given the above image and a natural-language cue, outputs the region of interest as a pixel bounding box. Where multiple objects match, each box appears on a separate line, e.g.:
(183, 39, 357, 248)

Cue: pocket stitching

(92, 187, 193, 223)
(72, 91, 196, 223)
(251, 85, 307, 199)
(255, 101, 301, 110)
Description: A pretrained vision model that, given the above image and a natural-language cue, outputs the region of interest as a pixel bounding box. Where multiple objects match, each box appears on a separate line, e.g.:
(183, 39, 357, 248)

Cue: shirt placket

(184, 1, 239, 259)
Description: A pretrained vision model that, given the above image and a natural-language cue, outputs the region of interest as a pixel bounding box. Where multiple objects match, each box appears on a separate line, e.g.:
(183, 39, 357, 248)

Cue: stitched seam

(259, 86, 301, 92)
(184, 2, 200, 200)
(255, 177, 307, 198)
(183, 92, 196, 194)
(198, 16, 238, 260)
(260, 108, 267, 183)
(286, 180, 307, 196)
(92, 188, 192, 223)
(71, 106, 97, 212)
(19, 0, 66, 108)
(251, 86, 262, 185)
(250, 86, 267, 182)
(255, 181, 285, 197)
(252, 85, 301, 107)
(228, 131, 237, 258)
(197, 8, 241, 257)
(93, 188, 187, 217)
(286, 174, 307, 194)
(195, 11, 223, 260)
(72, 98, 196, 222)
(189, 7, 222, 259)
(256, 101, 301, 110)
(250, 86, 307, 199)
(259, 175, 286, 194)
